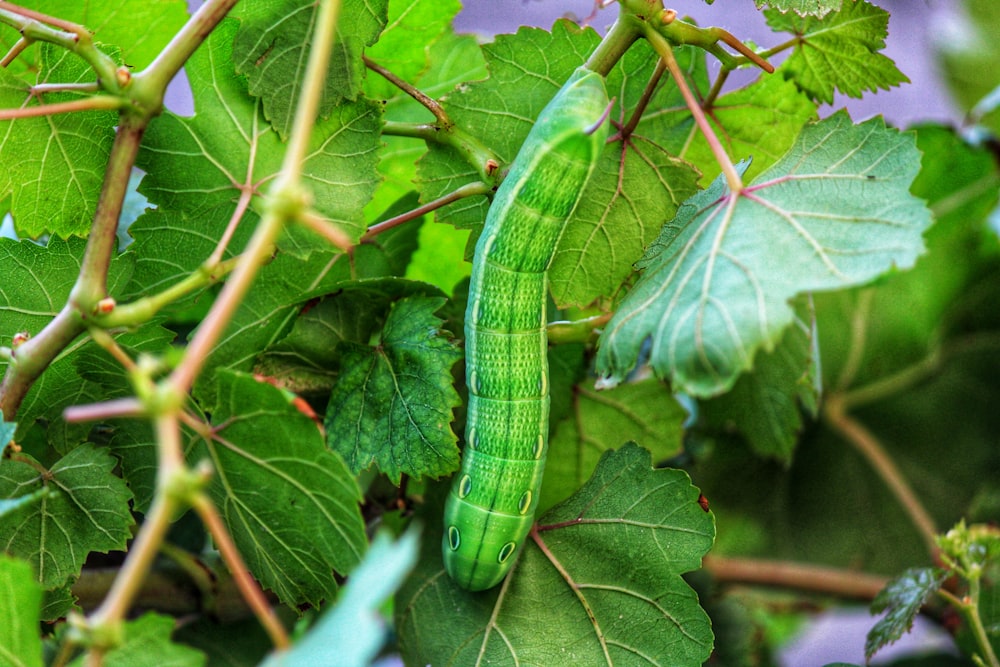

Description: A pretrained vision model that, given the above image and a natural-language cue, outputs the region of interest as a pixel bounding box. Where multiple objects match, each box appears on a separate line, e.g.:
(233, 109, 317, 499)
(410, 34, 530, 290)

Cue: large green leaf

(232, 0, 388, 139)
(0, 444, 134, 589)
(325, 292, 463, 483)
(0, 46, 117, 238)
(765, 0, 908, 104)
(0, 556, 43, 667)
(397, 444, 715, 666)
(596, 112, 933, 397)
(138, 18, 381, 242)
(196, 370, 367, 608)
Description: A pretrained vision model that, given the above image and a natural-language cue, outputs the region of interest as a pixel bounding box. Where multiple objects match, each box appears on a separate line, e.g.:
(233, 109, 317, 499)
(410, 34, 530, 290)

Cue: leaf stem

(192, 493, 290, 649)
(645, 29, 743, 193)
(364, 54, 450, 127)
(0, 95, 122, 119)
(130, 0, 241, 112)
(381, 120, 502, 185)
(823, 394, 938, 555)
(360, 181, 492, 242)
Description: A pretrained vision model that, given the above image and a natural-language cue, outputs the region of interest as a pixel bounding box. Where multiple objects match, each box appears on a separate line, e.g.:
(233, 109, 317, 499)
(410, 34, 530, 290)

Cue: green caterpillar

(442, 66, 610, 591)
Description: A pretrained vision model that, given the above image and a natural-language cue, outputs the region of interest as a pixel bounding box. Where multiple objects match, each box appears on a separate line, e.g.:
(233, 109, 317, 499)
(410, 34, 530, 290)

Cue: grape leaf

(755, 0, 841, 15)
(541, 378, 687, 513)
(325, 294, 463, 483)
(865, 567, 947, 662)
(67, 613, 206, 667)
(0, 556, 43, 667)
(765, 0, 908, 104)
(397, 443, 715, 666)
(138, 18, 381, 243)
(596, 112, 933, 397)
(232, 0, 388, 139)
(197, 370, 367, 608)
(0, 444, 133, 589)
(260, 530, 419, 667)
(0, 45, 118, 238)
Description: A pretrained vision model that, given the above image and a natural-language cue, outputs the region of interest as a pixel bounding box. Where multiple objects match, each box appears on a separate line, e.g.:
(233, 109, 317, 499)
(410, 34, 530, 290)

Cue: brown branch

(704, 555, 890, 600)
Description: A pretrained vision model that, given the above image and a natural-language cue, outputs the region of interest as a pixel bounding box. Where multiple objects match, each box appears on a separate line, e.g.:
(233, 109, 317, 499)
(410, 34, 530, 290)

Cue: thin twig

(361, 180, 492, 243)
(364, 54, 450, 127)
(824, 394, 939, 555)
(0, 95, 121, 120)
(704, 555, 890, 600)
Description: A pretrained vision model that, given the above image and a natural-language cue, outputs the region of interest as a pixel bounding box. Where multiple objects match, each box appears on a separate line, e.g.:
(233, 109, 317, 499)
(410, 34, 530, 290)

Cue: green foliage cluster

(0, 0, 997, 665)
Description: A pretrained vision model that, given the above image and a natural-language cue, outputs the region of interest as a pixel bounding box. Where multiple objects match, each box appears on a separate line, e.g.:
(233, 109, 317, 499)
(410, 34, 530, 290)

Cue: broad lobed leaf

(596, 112, 933, 397)
(765, 0, 908, 104)
(324, 288, 463, 483)
(196, 370, 367, 608)
(397, 444, 715, 666)
(0, 444, 133, 590)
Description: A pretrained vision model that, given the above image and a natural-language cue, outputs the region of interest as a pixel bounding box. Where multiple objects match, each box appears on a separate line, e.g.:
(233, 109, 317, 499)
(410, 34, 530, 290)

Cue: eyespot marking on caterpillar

(533, 434, 545, 460)
(497, 542, 517, 564)
(447, 525, 461, 551)
(517, 490, 532, 515)
(458, 474, 472, 498)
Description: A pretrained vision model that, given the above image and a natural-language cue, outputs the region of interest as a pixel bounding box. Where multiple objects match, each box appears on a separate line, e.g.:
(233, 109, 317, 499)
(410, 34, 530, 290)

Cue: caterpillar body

(442, 66, 610, 591)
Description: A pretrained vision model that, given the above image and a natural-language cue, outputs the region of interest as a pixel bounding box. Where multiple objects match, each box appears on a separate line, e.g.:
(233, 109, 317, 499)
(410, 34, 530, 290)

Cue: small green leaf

(0, 555, 43, 667)
(0, 46, 117, 237)
(765, 0, 908, 104)
(866, 567, 947, 662)
(232, 0, 388, 139)
(397, 444, 715, 666)
(541, 379, 687, 512)
(325, 294, 462, 483)
(199, 370, 367, 607)
(67, 613, 206, 667)
(596, 112, 933, 397)
(261, 530, 419, 667)
(755, 0, 842, 15)
(0, 444, 134, 589)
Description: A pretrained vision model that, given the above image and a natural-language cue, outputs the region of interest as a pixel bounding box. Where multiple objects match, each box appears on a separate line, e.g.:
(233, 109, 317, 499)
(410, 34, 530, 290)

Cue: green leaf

(397, 443, 715, 666)
(67, 613, 206, 667)
(0, 45, 117, 238)
(765, 0, 908, 104)
(596, 112, 933, 397)
(198, 370, 367, 608)
(232, 0, 388, 139)
(325, 293, 463, 483)
(0, 444, 134, 589)
(700, 300, 819, 460)
(865, 567, 947, 662)
(261, 530, 419, 667)
(0, 556, 43, 667)
(138, 18, 382, 242)
(541, 379, 687, 512)
(755, 0, 841, 15)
